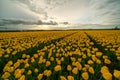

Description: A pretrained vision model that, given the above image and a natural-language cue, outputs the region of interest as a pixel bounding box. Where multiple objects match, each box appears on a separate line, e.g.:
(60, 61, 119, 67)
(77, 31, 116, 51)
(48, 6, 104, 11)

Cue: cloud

(13, 0, 70, 20)
(13, 0, 48, 20)
(72, 0, 120, 25)
(60, 22, 69, 25)
(0, 18, 58, 26)
(44, 0, 69, 9)
(0, 18, 34, 25)
(0, 0, 120, 30)
(11, 0, 72, 25)
(0, 0, 44, 20)
(3, 0, 120, 25)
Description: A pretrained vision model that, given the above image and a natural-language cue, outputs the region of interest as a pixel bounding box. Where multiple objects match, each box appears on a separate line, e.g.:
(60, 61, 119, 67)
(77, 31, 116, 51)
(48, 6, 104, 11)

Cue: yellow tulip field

(0, 30, 120, 80)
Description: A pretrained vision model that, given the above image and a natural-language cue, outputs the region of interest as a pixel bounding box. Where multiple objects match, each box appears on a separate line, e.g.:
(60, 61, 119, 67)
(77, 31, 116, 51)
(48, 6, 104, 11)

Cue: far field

(0, 30, 120, 80)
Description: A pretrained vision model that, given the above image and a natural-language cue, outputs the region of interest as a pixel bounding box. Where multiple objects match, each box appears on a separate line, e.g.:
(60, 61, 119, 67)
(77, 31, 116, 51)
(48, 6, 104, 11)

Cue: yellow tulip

(50, 57, 54, 61)
(104, 59, 111, 64)
(60, 76, 67, 80)
(88, 67, 94, 74)
(87, 60, 94, 65)
(34, 68, 39, 73)
(54, 65, 61, 71)
(102, 72, 112, 80)
(43, 70, 52, 77)
(96, 59, 101, 64)
(2, 72, 10, 79)
(18, 75, 25, 80)
(72, 67, 78, 74)
(113, 70, 120, 79)
(38, 73, 43, 80)
(33, 54, 38, 58)
(14, 62, 20, 69)
(67, 75, 74, 80)
(8, 67, 14, 73)
(82, 72, 89, 80)
(7, 60, 13, 66)
(67, 65, 72, 71)
(117, 57, 120, 61)
(24, 63, 30, 68)
(75, 62, 82, 70)
(103, 55, 108, 59)
(46, 61, 51, 67)
(96, 52, 102, 57)
(61, 57, 64, 61)
(27, 70, 32, 75)
(101, 66, 109, 74)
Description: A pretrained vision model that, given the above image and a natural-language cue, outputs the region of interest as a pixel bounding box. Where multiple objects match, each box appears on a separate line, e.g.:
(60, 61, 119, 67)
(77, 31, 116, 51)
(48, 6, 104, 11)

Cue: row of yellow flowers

(86, 30, 120, 61)
(0, 31, 73, 57)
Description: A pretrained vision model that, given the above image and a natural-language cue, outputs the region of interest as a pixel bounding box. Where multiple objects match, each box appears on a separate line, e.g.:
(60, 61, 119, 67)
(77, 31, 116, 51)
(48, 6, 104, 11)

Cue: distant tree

(114, 26, 119, 30)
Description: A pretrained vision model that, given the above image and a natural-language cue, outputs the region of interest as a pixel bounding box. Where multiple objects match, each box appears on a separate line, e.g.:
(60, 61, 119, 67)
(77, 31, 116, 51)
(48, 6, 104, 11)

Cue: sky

(0, 0, 120, 30)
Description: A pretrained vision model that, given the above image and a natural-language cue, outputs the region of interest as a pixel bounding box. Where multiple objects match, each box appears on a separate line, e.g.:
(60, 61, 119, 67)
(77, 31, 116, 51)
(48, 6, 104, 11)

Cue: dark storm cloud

(0, 18, 34, 25)
(0, 18, 58, 26)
